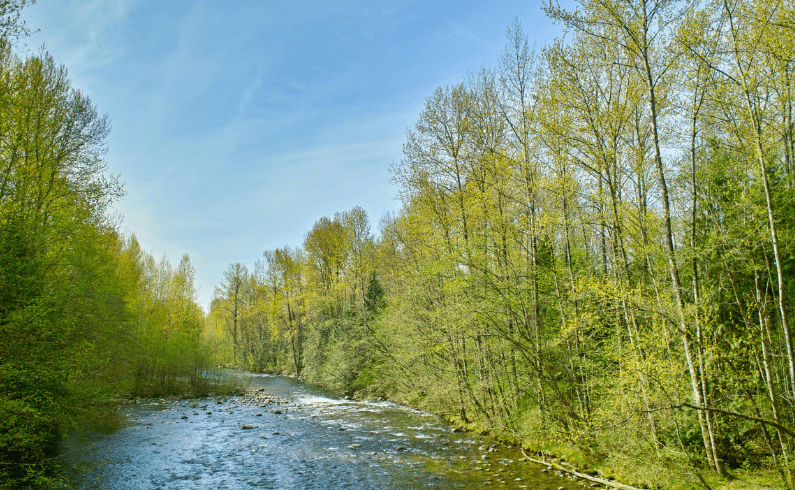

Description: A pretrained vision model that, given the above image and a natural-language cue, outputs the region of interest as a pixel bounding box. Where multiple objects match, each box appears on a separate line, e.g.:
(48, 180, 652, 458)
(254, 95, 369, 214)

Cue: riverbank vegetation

(0, 3, 230, 488)
(2, 0, 794, 488)
(209, 1, 795, 488)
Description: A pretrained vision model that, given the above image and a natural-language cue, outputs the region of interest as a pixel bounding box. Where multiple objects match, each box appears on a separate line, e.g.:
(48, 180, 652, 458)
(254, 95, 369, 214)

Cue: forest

(208, 0, 795, 488)
(1, 0, 794, 488)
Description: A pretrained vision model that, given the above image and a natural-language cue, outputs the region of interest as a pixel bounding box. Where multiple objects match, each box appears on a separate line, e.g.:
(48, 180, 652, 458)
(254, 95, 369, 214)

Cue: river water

(61, 373, 593, 489)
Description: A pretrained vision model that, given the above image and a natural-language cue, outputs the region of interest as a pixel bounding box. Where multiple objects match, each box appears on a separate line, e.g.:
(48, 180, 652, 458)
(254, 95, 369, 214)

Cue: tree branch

(676, 403, 795, 438)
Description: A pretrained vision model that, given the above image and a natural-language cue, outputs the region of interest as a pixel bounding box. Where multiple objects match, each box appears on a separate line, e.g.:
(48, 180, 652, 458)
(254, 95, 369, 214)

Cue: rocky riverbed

(60, 374, 607, 489)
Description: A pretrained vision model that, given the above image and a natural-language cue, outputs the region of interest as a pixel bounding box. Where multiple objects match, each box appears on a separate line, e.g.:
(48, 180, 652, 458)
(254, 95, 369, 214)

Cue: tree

(206, 11, 795, 488)
(215, 263, 249, 361)
(0, 0, 35, 43)
(262, 247, 306, 376)
(0, 45, 124, 486)
(545, 0, 730, 474)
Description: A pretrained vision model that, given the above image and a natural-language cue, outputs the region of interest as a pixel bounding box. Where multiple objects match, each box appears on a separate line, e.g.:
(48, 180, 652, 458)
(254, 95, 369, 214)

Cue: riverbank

(320, 373, 782, 490)
(438, 415, 782, 490)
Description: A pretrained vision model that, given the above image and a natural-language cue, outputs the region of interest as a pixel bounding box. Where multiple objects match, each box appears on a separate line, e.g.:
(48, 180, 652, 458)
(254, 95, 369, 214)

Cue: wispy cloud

(21, 0, 563, 308)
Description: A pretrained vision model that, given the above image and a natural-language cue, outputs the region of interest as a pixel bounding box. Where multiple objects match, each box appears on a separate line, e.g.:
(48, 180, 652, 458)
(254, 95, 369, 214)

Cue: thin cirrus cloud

(20, 0, 562, 309)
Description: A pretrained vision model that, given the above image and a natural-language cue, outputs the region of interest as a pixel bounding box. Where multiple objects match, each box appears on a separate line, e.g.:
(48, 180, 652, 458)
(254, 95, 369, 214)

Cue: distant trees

(124, 243, 208, 397)
(263, 247, 305, 375)
(210, 207, 384, 393)
(215, 263, 249, 359)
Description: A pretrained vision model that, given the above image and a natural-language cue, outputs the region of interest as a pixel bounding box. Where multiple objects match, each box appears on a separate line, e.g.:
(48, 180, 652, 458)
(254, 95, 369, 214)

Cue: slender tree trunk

(723, 0, 795, 411)
(688, 93, 723, 472)
(755, 270, 794, 488)
(642, 42, 722, 472)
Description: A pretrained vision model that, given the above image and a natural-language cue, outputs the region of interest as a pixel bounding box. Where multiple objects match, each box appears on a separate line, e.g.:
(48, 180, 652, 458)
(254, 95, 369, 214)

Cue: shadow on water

(60, 373, 593, 489)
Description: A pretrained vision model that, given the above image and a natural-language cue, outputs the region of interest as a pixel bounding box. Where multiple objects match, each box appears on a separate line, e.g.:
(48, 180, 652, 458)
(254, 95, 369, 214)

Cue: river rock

(238, 389, 289, 406)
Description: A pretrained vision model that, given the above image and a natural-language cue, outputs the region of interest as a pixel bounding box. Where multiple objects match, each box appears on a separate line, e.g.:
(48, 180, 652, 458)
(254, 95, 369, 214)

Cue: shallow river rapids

(61, 374, 601, 489)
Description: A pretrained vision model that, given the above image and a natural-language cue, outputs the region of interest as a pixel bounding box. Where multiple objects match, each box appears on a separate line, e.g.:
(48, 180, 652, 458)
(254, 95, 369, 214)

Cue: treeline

(211, 0, 795, 487)
(0, 5, 222, 488)
(209, 206, 385, 393)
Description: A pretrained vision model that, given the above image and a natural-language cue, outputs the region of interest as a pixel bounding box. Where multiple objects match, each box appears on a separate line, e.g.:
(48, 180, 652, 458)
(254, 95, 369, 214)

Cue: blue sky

(20, 0, 565, 309)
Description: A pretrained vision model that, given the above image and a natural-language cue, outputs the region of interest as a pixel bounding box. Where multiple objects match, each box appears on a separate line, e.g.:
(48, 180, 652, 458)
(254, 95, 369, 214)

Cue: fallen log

(520, 448, 649, 490)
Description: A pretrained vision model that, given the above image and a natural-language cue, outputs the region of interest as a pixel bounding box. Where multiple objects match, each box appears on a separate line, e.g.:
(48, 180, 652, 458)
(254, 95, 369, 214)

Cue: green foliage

(210, 3, 795, 489)
(0, 1, 35, 43)
(0, 20, 223, 486)
(364, 272, 386, 314)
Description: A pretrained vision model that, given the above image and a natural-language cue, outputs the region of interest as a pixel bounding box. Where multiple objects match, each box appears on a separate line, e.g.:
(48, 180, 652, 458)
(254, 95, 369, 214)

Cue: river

(60, 373, 596, 489)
